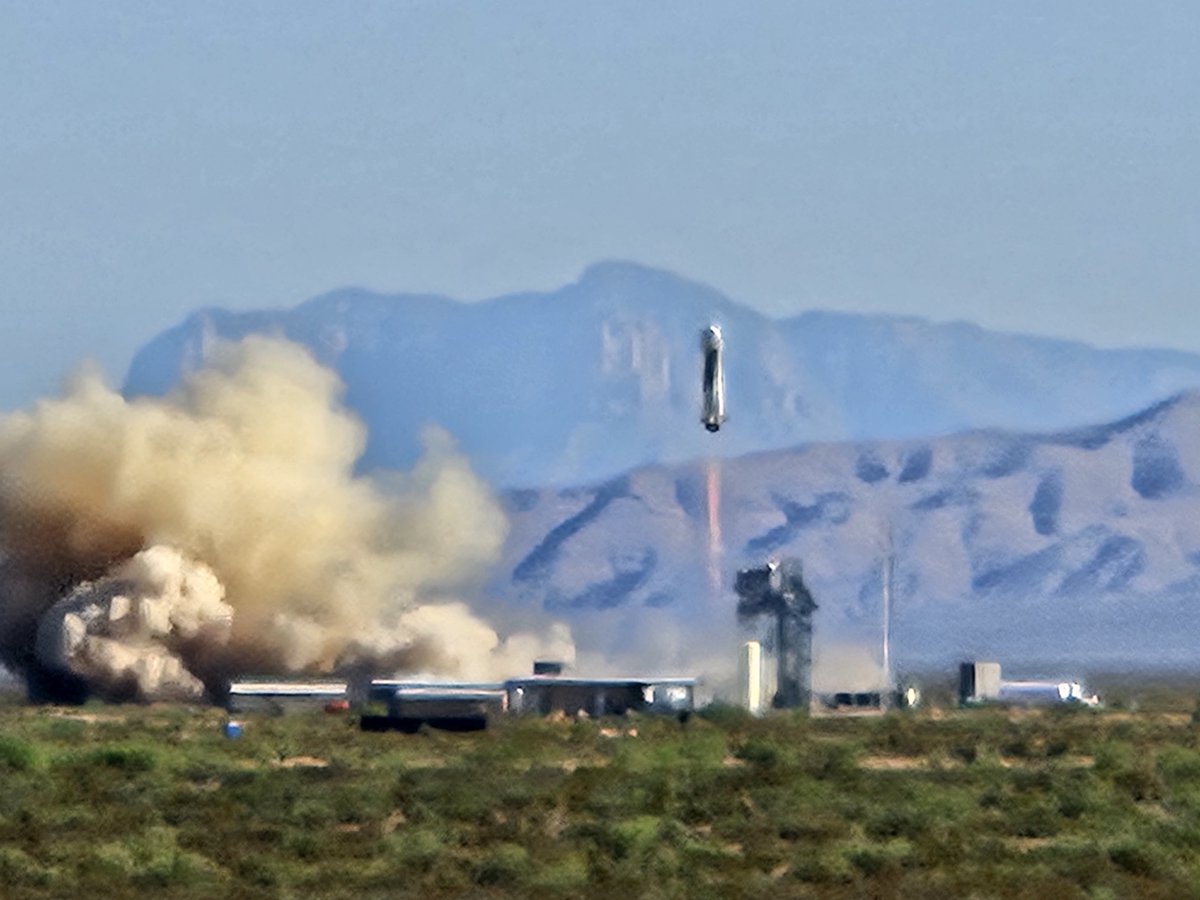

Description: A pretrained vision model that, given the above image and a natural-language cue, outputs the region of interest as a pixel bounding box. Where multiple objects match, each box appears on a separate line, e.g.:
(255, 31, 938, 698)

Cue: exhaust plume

(0, 336, 571, 701)
(705, 457, 723, 595)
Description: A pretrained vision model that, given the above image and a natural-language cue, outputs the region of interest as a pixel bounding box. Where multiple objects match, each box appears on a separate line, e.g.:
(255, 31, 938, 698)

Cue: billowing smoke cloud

(35, 546, 232, 700)
(0, 337, 572, 701)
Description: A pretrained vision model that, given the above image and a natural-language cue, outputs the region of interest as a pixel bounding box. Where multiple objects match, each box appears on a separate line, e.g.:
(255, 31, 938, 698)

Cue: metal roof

(505, 676, 698, 688)
(228, 681, 348, 696)
(370, 679, 505, 691)
(392, 688, 507, 702)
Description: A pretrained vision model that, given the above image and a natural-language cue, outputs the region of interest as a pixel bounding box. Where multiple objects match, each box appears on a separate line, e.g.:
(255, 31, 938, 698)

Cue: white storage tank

(739, 641, 764, 715)
(997, 680, 1080, 705)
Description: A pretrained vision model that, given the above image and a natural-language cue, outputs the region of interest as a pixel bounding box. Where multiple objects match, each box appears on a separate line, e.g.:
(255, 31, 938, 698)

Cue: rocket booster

(701, 325, 726, 432)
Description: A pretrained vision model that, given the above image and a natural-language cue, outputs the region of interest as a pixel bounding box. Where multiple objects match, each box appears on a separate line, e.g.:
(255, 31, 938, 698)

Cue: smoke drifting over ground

(0, 337, 572, 701)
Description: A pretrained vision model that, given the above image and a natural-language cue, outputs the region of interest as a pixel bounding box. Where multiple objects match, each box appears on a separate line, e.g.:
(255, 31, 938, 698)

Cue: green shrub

(526, 852, 590, 893)
(843, 838, 913, 876)
(84, 841, 138, 881)
(386, 824, 451, 873)
(0, 846, 58, 887)
(1093, 739, 1163, 802)
(89, 742, 157, 773)
(233, 855, 282, 887)
(1158, 746, 1200, 783)
(46, 718, 86, 742)
(698, 701, 753, 729)
(1093, 739, 1136, 775)
(950, 744, 979, 763)
(791, 846, 855, 884)
(865, 805, 931, 840)
(1112, 765, 1163, 803)
(1107, 840, 1170, 878)
(0, 736, 39, 771)
(82, 826, 224, 889)
(608, 815, 663, 860)
(1045, 767, 1104, 820)
(1037, 839, 1111, 889)
(282, 828, 323, 861)
(806, 740, 860, 780)
(1004, 798, 1061, 839)
(473, 842, 530, 885)
(778, 809, 850, 842)
(733, 737, 779, 767)
(290, 796, 338, 828)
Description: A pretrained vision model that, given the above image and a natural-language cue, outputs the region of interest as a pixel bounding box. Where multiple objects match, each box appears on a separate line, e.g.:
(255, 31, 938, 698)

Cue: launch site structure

(738, 640, 764, 714)
(735, 558, 817, 710)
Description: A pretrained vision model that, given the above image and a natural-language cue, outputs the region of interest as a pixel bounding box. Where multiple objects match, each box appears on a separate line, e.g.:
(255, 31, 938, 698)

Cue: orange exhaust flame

(706, 458, 722, 595)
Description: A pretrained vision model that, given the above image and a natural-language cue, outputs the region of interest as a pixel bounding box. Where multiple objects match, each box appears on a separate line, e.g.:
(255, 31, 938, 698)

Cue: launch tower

(735, 558, 817, 710)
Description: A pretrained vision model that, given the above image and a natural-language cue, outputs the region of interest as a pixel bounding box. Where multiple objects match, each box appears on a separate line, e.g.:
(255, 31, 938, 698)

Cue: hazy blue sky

(3, 2, 1199, 409)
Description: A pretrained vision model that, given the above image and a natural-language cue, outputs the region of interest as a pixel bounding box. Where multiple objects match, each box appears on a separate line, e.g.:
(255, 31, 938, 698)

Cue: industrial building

(735, 558, 816, 709)
(959, 661, 1003, 705)
(959, 661, 1099, 707)
(505, 675, 696, 718)
(361, 684, 508, 733)
(225, 667, 697, 730)
(351, 666, 698, 731)
(822, 691, 889, 711)
(226, 680, 348, 714)
(357, 679, 505, 708)
(819, 685, 920, 713)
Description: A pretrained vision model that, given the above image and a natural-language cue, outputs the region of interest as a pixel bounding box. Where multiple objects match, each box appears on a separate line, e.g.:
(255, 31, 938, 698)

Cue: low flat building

(359, 679, 504, 707)
(352, 671, 699, 730)
(360, 684, 508, 733)
(505, 676, 697, 718)
(959, 661, 1099, 707)
(226, 680, 348, 714)
(817, 685, 920, 714)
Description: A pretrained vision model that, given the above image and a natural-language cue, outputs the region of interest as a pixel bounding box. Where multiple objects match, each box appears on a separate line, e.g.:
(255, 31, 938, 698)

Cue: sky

(2, 2, 1199, 410)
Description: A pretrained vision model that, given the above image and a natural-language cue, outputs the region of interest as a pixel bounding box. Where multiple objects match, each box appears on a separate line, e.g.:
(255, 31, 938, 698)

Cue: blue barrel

(223, 721, 243, 739)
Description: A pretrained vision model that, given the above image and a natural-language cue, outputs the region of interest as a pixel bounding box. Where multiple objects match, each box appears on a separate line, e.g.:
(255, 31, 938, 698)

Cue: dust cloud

(0, 337, 572, 701)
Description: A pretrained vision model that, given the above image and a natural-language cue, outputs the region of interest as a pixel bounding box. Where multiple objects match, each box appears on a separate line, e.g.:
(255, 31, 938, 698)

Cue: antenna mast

(882, 524, 894, 694)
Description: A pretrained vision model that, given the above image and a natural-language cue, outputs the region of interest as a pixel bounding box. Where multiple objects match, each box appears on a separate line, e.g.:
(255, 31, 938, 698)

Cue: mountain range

(124, 263, 1200, 680)
(493, 392, 1200, 682)
(125, 261, 1200, 489)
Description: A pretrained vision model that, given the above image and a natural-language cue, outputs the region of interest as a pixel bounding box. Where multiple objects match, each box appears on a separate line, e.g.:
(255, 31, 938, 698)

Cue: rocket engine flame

(705, 458, 722, 595)
(0, 336, 573, 701)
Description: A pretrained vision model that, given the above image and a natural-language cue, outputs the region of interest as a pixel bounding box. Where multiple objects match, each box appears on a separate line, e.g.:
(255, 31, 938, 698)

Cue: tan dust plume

(0, 336, 572, 700)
